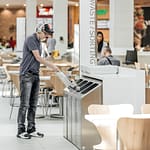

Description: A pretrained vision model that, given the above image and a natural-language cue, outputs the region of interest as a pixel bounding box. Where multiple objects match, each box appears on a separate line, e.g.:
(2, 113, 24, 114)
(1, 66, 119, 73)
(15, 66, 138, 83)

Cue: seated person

(97, 46, 120, 66)
(97, 31, 108, 60)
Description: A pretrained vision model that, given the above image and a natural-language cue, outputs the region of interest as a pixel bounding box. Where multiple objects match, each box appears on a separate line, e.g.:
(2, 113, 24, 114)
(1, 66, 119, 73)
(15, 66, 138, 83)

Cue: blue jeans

(17, 72, 39, 134)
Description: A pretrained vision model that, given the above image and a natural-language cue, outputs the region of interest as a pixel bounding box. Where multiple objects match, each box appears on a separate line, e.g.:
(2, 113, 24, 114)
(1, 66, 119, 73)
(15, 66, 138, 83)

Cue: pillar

(79, 0, 97, 66)
(26, 0, 37, 37)
(53, 0, 68, 56)
(109, 0, 134, 54)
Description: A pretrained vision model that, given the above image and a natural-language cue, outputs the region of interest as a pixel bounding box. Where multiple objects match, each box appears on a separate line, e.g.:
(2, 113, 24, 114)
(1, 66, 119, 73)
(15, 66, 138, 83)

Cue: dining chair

(48, 74, 65, 118)
(9, 73, 20, 119)
(1, 64, 20, 119)
(39, 68, 56, 116)
(2, 64, 20, 98)
(0, 66, 7, 87)
(117, 117, 150, 150)
(141, 104, 150, 114)
(88, 104, 134, 150)
(40, 68, 65, 118)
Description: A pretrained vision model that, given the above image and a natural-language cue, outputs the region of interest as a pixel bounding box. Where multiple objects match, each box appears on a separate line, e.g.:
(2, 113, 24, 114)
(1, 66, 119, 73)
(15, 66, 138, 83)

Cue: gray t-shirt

(20, 33, 42, 75)
(47, 38, 56, 53)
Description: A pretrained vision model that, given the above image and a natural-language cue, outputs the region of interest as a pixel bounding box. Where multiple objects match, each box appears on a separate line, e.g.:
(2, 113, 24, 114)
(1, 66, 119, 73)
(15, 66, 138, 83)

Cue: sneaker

(17, 132, 31, 139)
(29, 131, 44, 138)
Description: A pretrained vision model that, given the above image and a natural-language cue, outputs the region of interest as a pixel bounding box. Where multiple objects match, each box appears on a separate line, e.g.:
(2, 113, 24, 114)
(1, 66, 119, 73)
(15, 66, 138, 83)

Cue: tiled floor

(0, 88, 78, 150)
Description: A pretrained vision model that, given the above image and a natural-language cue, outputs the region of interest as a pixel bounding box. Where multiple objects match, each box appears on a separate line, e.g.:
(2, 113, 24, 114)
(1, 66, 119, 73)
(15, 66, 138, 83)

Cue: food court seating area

(0, 50, 79, 120)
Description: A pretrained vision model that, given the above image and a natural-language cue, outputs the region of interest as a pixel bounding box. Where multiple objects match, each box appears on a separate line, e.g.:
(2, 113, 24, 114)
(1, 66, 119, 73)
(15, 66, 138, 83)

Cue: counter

(82, 66, 145, 113)
(113, 51, 150, 64)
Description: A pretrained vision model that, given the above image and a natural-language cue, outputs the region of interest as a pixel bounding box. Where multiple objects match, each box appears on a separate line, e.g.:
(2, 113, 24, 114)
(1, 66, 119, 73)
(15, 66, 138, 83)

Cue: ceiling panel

(0, 0, 52, 8)
(0, 0, 150, 7)
(0, 0, 79, 5)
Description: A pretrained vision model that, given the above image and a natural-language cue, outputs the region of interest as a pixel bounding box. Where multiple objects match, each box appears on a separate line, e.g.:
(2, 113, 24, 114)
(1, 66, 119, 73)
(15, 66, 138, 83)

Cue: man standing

(17, 24, 59, 139)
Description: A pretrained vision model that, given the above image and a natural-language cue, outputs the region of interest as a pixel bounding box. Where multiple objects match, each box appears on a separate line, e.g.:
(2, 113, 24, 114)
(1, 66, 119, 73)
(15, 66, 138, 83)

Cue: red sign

(37, 7, 53, 18)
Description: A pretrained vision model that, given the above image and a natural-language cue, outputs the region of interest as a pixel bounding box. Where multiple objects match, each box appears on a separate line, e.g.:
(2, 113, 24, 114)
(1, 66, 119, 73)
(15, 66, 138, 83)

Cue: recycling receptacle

(63, 76, 103, 150)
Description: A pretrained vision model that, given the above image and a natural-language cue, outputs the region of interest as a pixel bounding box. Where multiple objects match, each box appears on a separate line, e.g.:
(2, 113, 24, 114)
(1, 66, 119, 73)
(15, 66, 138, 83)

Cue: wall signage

(97, 20, 109, 29)
(80, 0, 97, 66)
(89, 0, 97, 65)
(97, 9, 108, 15)
(37, 7, 53, 18)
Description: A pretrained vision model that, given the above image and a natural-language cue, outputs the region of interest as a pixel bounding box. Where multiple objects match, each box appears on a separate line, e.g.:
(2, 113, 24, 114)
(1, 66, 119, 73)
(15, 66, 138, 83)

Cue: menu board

(37, 7, 53, 18)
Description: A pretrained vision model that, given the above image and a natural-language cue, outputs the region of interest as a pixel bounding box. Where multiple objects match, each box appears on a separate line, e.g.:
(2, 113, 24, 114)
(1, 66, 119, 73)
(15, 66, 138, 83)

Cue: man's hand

(51, 64, 60, 72)
(32, 50, 59, 72)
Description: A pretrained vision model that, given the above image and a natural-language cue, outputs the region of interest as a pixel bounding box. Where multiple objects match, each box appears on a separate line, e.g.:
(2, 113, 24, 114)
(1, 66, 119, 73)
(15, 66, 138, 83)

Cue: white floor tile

(0, 84, 78, 150)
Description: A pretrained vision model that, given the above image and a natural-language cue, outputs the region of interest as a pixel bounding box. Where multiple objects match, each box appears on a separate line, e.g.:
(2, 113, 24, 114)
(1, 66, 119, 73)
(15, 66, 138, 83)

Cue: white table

(40, 76, 51, 81)
(8, 70, 19, 74)
(7, 71, 51, 80)
(85, 114, 150, 121)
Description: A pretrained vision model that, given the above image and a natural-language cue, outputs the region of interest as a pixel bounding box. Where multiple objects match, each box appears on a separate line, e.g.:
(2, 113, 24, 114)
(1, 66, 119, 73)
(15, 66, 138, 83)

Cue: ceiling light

(40, 3, 44, 7)
(6, 4, 9, 7)
(75, 3, 79, 7)
(23, 4, 26, 7)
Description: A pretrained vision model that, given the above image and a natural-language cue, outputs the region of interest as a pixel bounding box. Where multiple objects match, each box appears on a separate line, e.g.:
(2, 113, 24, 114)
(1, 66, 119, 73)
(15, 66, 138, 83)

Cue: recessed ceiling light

(23, 4, 26, 7)
(40, 3, 44, 7)
(75, 3, 79, 7)
(6, 3, 9, 7)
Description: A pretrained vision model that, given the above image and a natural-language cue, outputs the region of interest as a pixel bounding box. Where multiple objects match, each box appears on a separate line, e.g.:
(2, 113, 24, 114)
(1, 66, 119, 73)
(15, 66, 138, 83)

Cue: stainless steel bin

(63, 76, 102, 150)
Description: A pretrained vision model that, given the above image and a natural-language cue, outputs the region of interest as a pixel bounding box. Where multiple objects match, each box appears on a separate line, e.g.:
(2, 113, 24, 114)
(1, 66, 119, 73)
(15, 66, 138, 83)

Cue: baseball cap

(36, 23, 54, 34)
(43, 24, 54, 34)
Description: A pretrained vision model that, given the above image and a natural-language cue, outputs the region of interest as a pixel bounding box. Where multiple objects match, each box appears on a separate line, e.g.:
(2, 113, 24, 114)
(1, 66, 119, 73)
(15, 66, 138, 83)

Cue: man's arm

(32, 50, 59, 71)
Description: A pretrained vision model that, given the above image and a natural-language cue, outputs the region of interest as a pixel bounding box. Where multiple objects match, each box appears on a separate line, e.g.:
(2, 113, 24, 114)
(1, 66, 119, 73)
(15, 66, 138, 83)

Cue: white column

(26, 0, 37, 37)
(53, 0, 68, 56)
(16, 18, 25, 51)
(109, 0, 134, 54)
(79, 0, 97, 66)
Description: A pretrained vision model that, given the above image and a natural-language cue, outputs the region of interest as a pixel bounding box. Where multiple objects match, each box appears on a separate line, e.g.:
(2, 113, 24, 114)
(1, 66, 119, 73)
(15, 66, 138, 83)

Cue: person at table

(47, 29, 56, 56)
(97, 31, 108, 60)
(9, 36, 16, 52)
(98, 46, 120, 66)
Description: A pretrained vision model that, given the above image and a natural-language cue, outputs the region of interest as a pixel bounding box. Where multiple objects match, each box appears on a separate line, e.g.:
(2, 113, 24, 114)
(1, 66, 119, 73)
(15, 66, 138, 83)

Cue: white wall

(26, 0, 36, 37)
(109, 0, 134, 53)
(16, 17, 25, 52)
